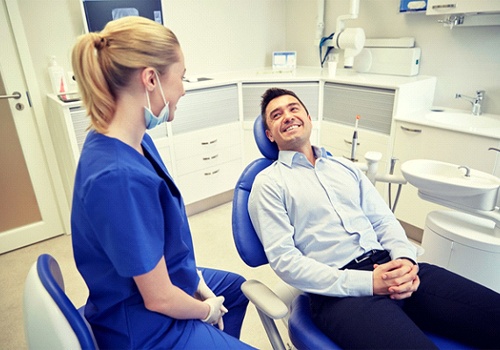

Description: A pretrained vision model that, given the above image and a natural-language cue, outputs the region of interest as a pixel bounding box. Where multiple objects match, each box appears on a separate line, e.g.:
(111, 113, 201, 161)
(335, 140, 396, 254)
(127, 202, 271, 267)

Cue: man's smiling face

(265, 94, 312, 151)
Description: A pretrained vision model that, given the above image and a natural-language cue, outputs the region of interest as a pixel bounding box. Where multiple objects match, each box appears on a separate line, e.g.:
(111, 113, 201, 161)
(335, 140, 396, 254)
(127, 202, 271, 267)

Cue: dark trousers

(309, 252, 500, 349)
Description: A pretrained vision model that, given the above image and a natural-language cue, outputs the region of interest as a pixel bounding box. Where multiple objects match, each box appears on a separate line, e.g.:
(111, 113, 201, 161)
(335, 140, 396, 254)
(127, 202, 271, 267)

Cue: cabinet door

(172, 84, 239, 134)
(392, 121, 498, 228)
(323, 83, 395, 135)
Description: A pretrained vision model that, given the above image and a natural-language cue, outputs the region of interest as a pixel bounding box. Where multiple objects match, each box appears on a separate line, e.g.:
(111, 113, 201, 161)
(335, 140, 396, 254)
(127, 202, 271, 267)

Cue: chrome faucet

(455, 90, 485, 116)
(458, 165, 471, 177)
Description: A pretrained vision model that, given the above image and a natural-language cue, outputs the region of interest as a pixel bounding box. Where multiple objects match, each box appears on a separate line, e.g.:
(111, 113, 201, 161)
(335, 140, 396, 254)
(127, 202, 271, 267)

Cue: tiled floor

(0, 202, 289, 350)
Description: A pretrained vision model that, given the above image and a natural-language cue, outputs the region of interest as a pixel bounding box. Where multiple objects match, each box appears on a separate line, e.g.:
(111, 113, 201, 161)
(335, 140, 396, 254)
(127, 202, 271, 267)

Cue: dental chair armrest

(241, 280, 289, 319)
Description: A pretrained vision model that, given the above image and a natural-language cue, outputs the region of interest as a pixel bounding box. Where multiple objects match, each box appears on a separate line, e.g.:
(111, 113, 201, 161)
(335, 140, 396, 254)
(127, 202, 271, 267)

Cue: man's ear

(265, 129, 274, 142)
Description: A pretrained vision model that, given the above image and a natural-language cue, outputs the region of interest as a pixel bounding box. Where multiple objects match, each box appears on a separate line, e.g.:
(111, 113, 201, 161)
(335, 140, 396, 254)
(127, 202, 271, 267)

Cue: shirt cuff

(345, 269, 374, 297)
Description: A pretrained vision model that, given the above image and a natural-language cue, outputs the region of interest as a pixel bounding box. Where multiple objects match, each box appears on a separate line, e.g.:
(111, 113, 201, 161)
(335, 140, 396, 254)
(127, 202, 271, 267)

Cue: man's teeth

(286, 125, 299, 132)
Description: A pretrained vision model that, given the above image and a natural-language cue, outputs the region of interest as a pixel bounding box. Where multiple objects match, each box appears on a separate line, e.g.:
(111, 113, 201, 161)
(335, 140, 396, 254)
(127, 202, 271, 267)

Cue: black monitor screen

(82, 0, 163, 33)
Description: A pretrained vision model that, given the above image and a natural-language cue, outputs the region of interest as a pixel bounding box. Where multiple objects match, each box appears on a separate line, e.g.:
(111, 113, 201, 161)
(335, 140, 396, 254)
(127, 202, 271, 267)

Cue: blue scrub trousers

(184, 267, 256, 349)
(309, 253, 500, 349)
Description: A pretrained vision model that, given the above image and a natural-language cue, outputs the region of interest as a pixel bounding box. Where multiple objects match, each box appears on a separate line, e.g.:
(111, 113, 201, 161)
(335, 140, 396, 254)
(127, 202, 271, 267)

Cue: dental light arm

(322, 0, 366, 68)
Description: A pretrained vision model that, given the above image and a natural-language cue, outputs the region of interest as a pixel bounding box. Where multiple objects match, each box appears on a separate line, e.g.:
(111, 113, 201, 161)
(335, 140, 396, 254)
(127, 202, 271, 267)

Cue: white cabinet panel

(173, 84, 239, 134)
(392, 121, 499, 228)
(323, 83, 395, 135)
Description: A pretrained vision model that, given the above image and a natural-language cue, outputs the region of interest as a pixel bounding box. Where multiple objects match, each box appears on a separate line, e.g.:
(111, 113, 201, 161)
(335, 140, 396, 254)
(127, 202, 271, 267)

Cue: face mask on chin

(144, 71, 169, 130)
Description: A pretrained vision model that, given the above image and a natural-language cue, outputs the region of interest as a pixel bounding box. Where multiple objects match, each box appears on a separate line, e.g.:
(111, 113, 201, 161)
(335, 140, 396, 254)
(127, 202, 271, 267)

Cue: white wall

(164, 0, 286, 76)
(15, 0, 285, 106)
(285, 0, 500, 115)
(13, 0, 500, 116)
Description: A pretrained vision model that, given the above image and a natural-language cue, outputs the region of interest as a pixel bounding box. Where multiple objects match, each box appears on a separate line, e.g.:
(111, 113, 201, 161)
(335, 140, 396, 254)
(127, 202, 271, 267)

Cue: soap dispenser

(48, 56, 67, 96)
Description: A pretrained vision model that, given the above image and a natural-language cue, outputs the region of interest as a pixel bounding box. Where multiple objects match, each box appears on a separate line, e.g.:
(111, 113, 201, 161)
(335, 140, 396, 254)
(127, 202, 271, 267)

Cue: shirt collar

(277, 146, 328, 167)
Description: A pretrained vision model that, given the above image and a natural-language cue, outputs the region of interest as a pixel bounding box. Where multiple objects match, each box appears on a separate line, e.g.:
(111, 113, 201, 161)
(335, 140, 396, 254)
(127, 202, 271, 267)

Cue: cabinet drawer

(176, 144, 242, 176)
(173, 123, 240, 160)
(176, 159, 243, 204)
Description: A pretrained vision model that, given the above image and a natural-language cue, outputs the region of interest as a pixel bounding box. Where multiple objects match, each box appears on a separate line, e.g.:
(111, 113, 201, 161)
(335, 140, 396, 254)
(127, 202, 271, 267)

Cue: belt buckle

(354, 250, 374, 264)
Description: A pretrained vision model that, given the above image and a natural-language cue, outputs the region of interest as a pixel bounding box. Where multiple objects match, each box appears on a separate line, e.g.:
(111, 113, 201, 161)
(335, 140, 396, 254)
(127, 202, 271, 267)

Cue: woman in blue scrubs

(71, 16, 254, 349)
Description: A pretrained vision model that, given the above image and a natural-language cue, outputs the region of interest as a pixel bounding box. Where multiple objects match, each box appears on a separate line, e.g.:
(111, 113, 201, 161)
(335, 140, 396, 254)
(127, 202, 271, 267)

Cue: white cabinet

(46, 96, 171, 209)
(392, 121, 499, 228)
(173, 123, 242, 204)
(172, 84, 242, 205)
(47, 96, 89, 207)
(421, 211, 500, 293)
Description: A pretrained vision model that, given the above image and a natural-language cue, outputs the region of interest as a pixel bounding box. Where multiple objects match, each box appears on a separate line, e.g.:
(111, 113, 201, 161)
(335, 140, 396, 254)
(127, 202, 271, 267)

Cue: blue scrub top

(71, 131, 199, 348)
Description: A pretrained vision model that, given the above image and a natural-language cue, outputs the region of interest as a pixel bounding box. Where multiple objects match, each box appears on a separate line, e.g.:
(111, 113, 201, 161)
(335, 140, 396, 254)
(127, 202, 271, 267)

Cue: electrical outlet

(66, 71, 78, 92)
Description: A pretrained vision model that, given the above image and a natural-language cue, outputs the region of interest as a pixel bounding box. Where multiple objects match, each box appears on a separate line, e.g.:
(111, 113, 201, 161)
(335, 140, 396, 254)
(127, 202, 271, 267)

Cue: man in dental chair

(248, 88, 500, 349)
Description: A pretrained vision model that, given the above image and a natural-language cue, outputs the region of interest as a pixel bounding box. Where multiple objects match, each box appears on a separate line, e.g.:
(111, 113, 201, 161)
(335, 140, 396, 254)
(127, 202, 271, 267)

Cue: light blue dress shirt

(248, 146, 417, 297)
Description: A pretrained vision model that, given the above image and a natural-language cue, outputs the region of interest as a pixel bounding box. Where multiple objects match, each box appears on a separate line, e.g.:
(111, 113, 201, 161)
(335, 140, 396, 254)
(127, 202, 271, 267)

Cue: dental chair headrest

(254, 115, 279, 160)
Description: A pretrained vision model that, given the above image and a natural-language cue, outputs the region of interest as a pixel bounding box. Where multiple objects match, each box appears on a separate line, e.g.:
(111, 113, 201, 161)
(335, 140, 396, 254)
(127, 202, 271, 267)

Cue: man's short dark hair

(260, 88, 309, 130)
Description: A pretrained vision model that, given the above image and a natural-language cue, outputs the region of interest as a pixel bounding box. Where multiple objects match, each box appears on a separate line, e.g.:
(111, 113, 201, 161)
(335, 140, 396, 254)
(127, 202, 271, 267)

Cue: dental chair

(231, 115, 472, 350)
(23, 254, 98, 350)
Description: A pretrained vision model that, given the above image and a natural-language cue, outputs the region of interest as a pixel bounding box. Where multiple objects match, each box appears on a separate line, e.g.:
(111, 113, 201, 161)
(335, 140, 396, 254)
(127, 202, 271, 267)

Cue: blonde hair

(71, 16, 180, 132)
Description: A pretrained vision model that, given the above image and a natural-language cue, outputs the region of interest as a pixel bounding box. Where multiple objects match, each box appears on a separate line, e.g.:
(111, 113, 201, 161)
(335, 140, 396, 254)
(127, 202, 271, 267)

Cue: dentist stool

(23, 254, 98, 350)
(231, 114, 472, 349)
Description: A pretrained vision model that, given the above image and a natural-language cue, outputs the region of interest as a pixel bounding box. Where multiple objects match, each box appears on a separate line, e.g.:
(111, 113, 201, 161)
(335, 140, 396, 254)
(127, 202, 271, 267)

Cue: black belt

(342, 250, 389, 270)
(354, 249, 380, 263)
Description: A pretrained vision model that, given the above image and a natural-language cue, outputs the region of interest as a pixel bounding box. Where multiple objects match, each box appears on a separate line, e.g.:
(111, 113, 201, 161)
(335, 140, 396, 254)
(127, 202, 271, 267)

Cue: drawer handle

(400, 126, 422, 133)
(204, 169, 220, 176)
(201, 139, 218, 145)
(202, 154, 219, 161)
(344, 139, 360, 146)
(432, 3, 456, 9)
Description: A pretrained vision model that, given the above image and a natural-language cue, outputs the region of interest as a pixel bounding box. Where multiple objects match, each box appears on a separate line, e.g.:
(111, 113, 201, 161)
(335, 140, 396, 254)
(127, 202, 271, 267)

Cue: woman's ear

(141, 68, 157, 91)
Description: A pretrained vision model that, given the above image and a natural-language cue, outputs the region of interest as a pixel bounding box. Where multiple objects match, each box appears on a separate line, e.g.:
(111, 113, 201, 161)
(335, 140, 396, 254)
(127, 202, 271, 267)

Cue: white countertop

(394, 107, 500, 140)
(182, 66, 436, 90)
(50, 66, 500, 139)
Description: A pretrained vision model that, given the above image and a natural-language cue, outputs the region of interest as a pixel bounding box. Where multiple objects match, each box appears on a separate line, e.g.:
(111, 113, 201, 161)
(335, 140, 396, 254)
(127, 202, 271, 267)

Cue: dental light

(320, 0, 366, 68)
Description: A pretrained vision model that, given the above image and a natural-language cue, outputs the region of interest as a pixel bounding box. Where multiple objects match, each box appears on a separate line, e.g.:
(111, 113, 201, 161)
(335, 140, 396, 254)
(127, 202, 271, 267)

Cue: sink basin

(401, 159, 500, 211)
(425, 109, 500, 129)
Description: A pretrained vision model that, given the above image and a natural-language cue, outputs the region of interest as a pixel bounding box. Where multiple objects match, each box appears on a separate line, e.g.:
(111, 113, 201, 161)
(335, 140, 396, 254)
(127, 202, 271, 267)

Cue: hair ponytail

(72, 33, 115, 132)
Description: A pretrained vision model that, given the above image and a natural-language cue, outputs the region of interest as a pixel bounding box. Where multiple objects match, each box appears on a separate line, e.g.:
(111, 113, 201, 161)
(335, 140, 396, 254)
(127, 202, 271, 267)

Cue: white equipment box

(354, 47, 421, 76)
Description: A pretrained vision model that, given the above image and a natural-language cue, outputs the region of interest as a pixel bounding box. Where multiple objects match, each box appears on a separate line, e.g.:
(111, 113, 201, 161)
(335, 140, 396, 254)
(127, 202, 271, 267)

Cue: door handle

(0, 91, 22, 100)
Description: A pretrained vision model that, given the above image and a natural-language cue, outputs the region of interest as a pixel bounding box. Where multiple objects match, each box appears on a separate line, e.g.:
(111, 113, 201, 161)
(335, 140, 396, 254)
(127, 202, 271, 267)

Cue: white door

(0, 0, 64, 253)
